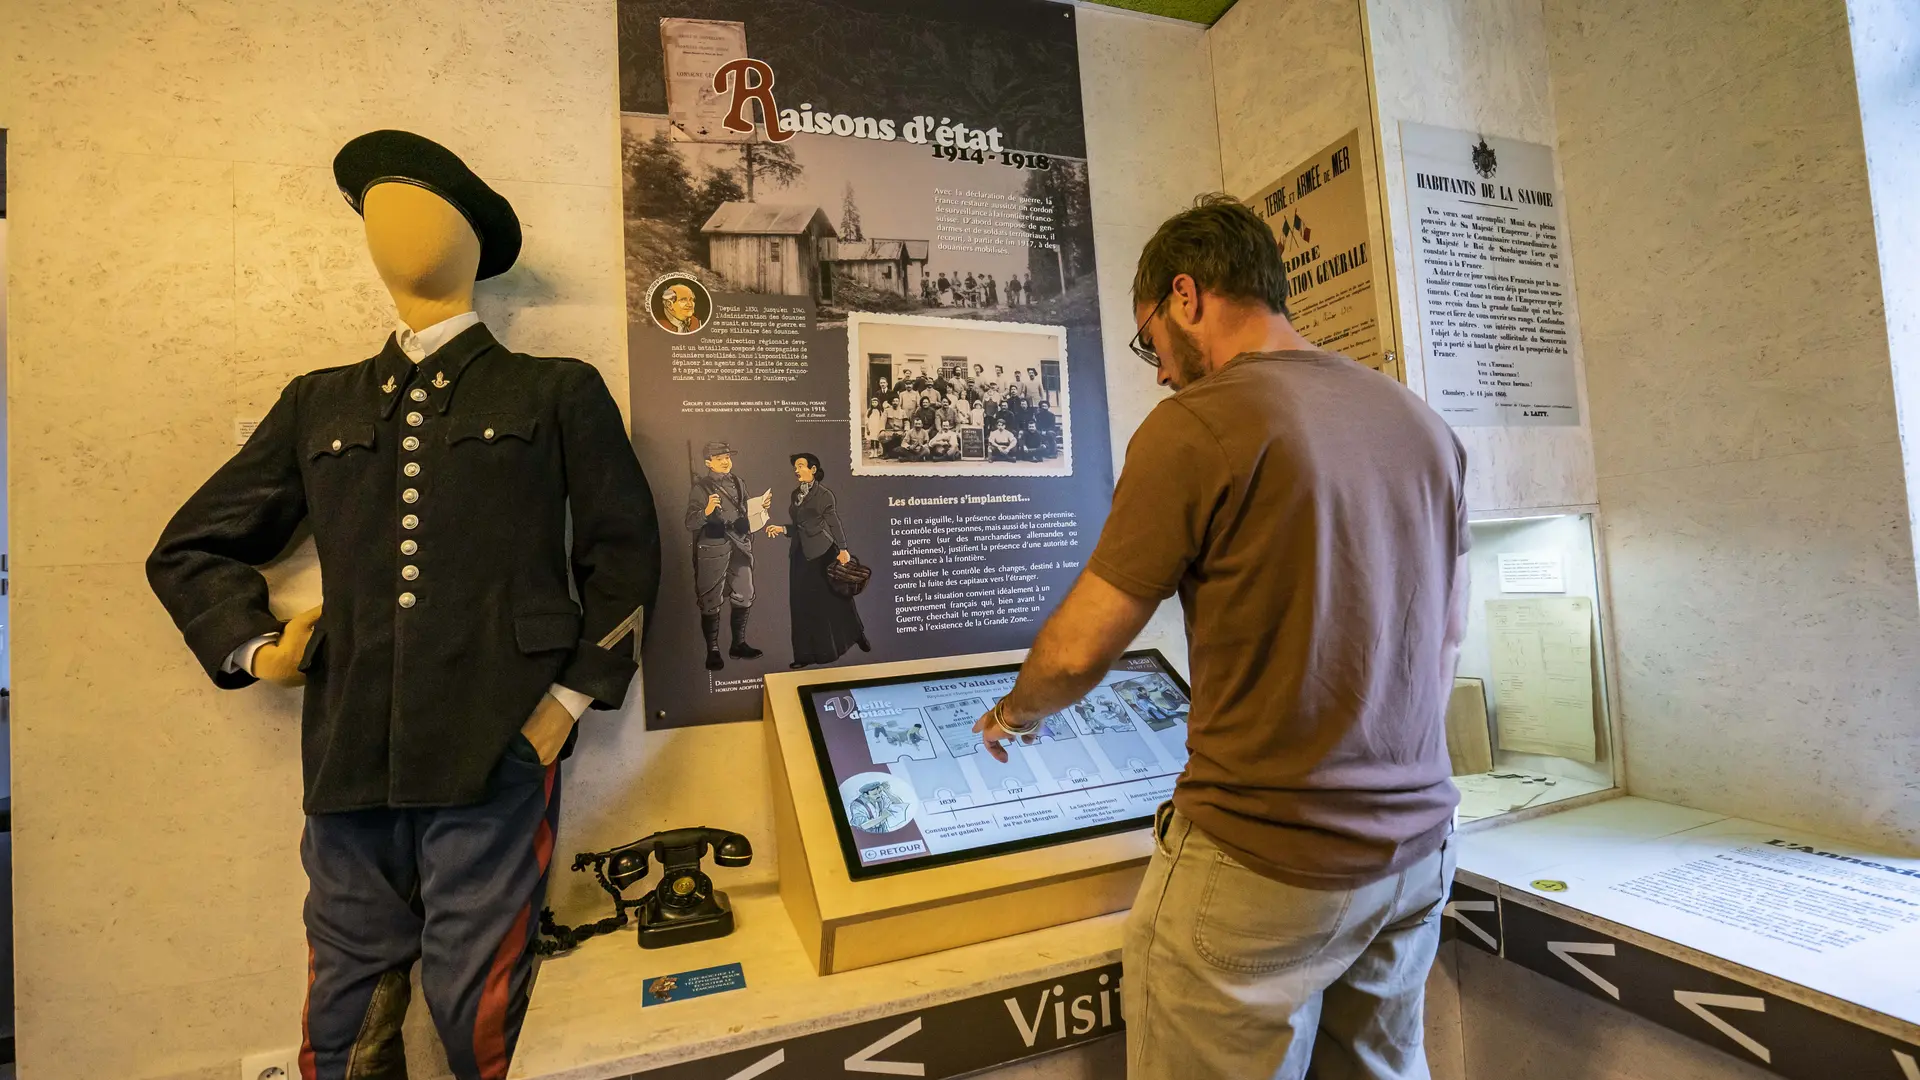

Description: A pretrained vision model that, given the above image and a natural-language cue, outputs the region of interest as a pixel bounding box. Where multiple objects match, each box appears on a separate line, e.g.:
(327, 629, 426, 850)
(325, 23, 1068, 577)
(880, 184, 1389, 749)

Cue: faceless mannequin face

(362, 182, 482, 331)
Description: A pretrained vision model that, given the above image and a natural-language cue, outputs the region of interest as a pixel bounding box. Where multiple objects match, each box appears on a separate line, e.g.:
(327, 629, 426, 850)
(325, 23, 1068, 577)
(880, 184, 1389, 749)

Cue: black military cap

(333, 130, 522, 280)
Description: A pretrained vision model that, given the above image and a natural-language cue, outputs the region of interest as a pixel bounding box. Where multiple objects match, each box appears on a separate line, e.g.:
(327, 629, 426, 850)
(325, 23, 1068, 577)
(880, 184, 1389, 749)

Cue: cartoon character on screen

(848, 780, 909, 833)
(1117, 675, 1189, 729)
(869, 719, 927, 752)
(1072, 695, 1134, 734)
(1141, 680, 1187, 721)
(687, 440, 773, 671)
(1027, 712, 1077, 742)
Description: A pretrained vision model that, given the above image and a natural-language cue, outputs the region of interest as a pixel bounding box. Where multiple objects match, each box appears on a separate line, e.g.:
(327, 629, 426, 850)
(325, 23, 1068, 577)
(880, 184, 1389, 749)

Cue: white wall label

(1401, 122, 1581, 426)
(1497, 551, 1565, 592)
(234, 416, 261, 446)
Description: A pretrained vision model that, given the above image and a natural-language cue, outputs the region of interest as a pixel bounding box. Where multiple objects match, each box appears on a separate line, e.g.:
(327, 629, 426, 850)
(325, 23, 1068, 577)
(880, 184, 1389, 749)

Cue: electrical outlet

(241, 1048, 300, 1080)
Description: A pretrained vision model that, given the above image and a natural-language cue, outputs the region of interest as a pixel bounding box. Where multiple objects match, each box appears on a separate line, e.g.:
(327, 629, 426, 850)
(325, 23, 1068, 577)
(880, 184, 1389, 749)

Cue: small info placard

(1497, 551, 1565, 593)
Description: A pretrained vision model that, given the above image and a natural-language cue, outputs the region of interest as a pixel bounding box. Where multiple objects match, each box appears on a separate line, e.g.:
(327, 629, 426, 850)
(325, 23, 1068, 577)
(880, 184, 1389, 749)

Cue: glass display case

(1452, 511, 1617, 823)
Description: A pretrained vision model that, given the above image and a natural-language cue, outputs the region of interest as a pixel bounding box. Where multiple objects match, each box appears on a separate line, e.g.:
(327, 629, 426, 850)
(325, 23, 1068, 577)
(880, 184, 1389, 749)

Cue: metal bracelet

(995, 699, 1042, 736)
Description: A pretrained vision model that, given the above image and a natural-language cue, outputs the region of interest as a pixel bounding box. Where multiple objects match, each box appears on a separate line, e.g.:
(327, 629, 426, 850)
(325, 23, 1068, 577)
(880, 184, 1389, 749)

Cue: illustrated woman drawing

(765, 452, 869, 668)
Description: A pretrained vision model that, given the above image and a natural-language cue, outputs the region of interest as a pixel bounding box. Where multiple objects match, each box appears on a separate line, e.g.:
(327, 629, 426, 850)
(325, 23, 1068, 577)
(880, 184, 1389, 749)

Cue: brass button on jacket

(147, 324, 663, 813)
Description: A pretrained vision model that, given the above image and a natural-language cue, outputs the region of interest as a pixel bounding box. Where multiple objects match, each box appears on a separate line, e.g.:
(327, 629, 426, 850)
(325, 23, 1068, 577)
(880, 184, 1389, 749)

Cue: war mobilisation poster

(1245, 130, 1400, 382)
(617, 0, 1113, 727)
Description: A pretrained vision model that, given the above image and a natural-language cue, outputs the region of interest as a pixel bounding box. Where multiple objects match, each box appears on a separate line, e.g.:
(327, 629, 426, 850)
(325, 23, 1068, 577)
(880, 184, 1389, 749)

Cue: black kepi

(332, 129, 522, 280)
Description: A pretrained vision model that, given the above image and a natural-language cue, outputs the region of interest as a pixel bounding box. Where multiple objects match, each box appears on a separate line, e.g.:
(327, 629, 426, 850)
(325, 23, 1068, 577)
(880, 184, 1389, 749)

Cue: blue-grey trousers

(298, 738, 561, 1080)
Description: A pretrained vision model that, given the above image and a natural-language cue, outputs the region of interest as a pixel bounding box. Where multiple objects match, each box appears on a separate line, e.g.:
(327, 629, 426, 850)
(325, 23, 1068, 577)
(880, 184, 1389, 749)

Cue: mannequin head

(363, 182, 481, 331)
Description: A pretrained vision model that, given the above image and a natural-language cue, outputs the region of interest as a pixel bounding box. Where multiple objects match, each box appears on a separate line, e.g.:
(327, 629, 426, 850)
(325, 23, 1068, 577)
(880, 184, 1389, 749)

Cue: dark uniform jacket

(685, 472, 754, 553)
(147, 324, 661, 814)
(788, 484, 847, 561)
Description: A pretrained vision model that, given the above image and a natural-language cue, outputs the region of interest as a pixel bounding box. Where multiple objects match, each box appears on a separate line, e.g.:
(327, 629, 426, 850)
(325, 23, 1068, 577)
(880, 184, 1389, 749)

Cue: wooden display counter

(508, 883, 1125, 1079)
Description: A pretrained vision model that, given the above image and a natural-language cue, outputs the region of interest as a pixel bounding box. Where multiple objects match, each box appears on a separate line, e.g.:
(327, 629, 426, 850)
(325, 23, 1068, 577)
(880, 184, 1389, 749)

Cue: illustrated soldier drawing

(686, 440, 773, 671)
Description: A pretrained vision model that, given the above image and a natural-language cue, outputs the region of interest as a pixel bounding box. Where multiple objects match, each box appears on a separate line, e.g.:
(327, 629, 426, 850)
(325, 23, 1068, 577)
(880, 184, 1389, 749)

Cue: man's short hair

(1132, 193, 1289, 318)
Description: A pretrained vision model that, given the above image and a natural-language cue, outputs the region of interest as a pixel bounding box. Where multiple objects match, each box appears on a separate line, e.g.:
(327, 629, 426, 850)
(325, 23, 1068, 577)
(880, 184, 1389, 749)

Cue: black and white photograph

(849, 312, 1071, 477)
(619, 113, 1097, 330)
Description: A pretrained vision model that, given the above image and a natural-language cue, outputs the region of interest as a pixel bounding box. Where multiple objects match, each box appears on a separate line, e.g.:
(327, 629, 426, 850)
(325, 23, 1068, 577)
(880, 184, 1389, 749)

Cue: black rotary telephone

(535, 827, 753, 953)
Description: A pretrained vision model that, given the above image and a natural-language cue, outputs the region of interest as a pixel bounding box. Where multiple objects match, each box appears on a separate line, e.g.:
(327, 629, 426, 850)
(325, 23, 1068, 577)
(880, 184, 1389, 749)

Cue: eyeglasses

(1129, 290, 1172, 367)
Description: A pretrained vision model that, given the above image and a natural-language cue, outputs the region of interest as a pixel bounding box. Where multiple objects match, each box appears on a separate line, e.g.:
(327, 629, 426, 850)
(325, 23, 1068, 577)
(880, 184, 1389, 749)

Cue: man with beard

(973, 195, 1468, 1080)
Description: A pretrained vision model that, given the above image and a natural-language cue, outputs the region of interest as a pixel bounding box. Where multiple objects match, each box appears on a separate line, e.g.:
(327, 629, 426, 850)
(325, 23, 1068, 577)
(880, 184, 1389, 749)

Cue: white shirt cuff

(547, 684, 593, 720)
(224, 633, 280, 675)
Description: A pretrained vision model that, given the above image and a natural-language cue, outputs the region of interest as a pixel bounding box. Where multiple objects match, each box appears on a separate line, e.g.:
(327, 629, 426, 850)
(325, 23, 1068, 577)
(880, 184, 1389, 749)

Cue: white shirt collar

(396, 311, 483, 363)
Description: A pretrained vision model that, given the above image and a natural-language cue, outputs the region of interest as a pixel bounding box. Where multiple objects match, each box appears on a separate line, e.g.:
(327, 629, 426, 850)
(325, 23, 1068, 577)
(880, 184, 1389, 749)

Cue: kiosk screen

(799, 650, 1192, 878)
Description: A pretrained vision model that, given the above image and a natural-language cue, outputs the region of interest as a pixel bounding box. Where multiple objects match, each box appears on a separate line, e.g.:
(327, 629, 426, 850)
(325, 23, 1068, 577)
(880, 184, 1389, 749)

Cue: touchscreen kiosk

(800, 651, 1191, 879)
(764, 649, 1191, 974)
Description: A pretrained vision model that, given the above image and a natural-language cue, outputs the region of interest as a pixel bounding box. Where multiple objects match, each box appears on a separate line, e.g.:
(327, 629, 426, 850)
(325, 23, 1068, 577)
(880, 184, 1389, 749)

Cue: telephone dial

(536, 827, 753, 953)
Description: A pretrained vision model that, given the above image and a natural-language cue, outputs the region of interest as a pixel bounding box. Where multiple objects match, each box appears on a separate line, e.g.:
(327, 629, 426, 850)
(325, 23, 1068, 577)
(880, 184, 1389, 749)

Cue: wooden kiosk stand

(763, 650, 1185, 975)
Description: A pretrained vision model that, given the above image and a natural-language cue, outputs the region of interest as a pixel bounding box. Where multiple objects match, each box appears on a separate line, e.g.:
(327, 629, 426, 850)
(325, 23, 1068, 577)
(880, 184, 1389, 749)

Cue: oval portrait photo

(649, 274, 713, 335)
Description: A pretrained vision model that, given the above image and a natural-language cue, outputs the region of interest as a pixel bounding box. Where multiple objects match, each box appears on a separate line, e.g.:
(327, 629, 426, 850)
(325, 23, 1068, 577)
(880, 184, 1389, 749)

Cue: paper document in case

(1487, 596, 1597, 762)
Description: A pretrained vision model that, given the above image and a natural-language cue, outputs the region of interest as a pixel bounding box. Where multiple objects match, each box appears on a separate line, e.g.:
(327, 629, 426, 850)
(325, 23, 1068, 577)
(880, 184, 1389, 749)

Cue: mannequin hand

(836, 549, 852, 565)
(252, 605, 323, 687)
(520, 693, 577, 766)
(705, 493, 723, 516)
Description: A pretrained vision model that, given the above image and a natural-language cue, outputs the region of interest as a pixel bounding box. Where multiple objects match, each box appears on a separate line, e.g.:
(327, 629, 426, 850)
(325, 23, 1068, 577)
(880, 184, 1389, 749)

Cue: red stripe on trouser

(299, 943, 319, 1080)
(472, 762, 560, 1080)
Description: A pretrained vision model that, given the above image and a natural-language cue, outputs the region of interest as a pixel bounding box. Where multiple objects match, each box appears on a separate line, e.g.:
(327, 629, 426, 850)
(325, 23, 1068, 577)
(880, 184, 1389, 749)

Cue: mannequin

(250, 179, 582, 761)
(148, 130, 661, 1080)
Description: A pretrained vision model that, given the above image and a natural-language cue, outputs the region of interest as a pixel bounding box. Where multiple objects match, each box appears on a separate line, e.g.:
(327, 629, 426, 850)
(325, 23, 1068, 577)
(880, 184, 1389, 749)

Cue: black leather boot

(729, 607, 763, 660)
(702, 613, 723, 671)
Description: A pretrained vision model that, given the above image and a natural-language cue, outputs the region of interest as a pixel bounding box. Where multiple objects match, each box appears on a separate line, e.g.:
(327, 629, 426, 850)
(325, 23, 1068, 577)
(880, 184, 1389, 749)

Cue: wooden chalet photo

(701, 201, 931, 307)
(701, 202, 837, 298)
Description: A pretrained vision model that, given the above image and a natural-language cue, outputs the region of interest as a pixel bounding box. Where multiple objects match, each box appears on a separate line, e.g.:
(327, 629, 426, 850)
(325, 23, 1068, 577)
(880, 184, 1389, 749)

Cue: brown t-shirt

(1089, 350, 1467, 889)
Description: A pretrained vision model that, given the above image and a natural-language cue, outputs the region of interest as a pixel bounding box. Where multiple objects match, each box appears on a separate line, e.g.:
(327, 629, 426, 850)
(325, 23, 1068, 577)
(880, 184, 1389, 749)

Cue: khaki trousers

(1123, 805, 1455, 1080)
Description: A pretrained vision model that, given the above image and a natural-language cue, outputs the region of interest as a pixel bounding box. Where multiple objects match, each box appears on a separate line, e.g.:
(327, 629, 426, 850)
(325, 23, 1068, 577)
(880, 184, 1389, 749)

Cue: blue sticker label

(641, 962, 748, 1007)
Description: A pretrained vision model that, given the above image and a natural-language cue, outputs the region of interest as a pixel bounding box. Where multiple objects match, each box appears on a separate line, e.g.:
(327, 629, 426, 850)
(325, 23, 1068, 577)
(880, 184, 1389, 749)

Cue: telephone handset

(536, 827, 754, 953)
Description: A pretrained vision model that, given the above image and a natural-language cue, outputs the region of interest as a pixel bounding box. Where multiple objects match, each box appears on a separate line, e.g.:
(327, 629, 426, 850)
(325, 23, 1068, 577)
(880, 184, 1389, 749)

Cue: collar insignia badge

(381, 376, 397, 394)
(433, 371, 450, 389)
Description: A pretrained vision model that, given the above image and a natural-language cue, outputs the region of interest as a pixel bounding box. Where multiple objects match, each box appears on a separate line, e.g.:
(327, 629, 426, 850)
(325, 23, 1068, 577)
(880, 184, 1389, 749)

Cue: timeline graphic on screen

(799, 650, 1192, 878)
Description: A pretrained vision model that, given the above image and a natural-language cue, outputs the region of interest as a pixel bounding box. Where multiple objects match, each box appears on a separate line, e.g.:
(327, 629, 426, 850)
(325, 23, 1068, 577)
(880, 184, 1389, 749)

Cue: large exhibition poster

(616, 0, 1114, 727)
